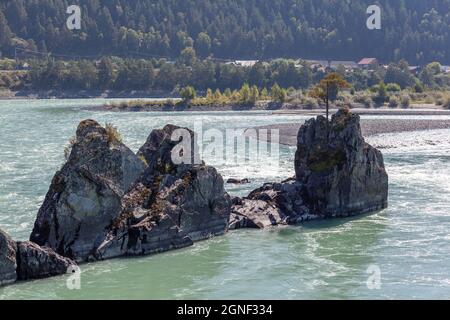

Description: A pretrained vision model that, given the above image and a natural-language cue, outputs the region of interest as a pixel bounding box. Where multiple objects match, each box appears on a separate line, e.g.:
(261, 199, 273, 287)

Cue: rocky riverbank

(1, 108, 388, 287)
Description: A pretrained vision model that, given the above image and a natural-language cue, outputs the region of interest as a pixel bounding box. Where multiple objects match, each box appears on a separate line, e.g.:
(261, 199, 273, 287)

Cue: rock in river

(231, 109, 388, 229)
(30, 120, 146, 261)
(30, 121, 230, 262)
(295, 108, 388, 216)
(95, 125, 231, 259)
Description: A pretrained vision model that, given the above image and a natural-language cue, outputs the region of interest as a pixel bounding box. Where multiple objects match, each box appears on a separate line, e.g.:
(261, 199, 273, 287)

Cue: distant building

(227, 60, 259, 67)
(408, 66, 422, 75)
(305, 59, 329, 68)
(305, 59, 357, 71)
(330, 60, 358, 70)
(358, 58, 379, 69)
(14, 62, 31, 71)
(441, 65, 450, 73)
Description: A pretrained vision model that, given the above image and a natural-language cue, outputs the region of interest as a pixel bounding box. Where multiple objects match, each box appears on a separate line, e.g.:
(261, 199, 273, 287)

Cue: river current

(1, 99, 450, 299)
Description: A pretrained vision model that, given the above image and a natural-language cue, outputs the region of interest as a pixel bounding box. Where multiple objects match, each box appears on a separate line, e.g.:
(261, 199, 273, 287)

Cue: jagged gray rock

(231, 109, 388, 228)
(30, 120, 146, 261)
(0, 229, 17, 286)
(16, 241, 76, 281)
(95, 125, 231, 260)
(29, 121, 230, 262)
(295, 108, 388, 216)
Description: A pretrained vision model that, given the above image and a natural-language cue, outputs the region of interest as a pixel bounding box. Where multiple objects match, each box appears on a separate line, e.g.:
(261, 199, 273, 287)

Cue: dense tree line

(4, 56, 447, 95)
(22, 57, 312, 91)
(1, 0, 450, 64)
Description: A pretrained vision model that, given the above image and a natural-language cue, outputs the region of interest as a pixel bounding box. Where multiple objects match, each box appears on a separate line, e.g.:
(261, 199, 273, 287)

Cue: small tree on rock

(309, 72, 350, 122)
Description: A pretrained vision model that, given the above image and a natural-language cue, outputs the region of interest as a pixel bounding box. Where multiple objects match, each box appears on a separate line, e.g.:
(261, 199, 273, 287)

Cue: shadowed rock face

(230, 179, 315, 230)
(30, 120, 146, 261)
(16, 241, 75, 281)
(95, 125, 231, 260)
(30, 122, 230, 262)
(231, 109, 388, 229)
(295, 109, 388, 216)
(0, 229, 17, 286)
(137, 123, 199, 175)
(1, 228, 76, 286)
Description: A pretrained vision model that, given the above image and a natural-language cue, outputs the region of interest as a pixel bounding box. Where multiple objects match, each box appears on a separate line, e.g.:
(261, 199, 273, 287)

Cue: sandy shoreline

(272, 107, 450, 116)
(247, 118, 450, 146)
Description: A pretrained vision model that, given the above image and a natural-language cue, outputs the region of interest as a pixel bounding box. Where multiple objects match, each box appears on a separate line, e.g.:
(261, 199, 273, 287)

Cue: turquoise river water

(0, 99, 450, 299)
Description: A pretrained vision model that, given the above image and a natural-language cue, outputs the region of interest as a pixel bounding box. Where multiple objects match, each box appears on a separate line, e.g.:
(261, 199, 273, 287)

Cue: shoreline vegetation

(4, 56, 448, 112)
(2, 57, 450, 110)
(94, 81, 450, 113)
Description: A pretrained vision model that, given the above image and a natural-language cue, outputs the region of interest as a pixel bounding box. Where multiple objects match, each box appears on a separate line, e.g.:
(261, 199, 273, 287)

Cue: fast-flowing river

(1, 99, 450, 299)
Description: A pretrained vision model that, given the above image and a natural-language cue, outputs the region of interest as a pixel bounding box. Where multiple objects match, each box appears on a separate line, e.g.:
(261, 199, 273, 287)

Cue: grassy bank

(101, 85, 450, 112)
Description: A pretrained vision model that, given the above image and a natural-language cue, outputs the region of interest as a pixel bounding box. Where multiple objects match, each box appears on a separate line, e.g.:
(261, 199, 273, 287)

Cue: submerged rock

(231, 109, 388, 228)
(16, 241, 76, 281)
(0, 229, 17, 286)
(95, 125, 231, 260)
(30, 120, 146, 261)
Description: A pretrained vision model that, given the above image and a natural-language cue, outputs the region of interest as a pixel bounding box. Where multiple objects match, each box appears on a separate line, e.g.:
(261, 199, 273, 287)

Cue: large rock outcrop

(295, 108, 388, 216)
(231, 109, 388, 228)
(30, 120, 146, 261)
(0, 229, 17, 286)
(30, 122, 230, 262)
(95, 125, 231, 260)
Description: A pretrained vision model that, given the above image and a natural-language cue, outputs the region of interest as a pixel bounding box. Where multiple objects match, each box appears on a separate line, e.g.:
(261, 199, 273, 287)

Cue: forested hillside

(1, 0, 450, 64)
